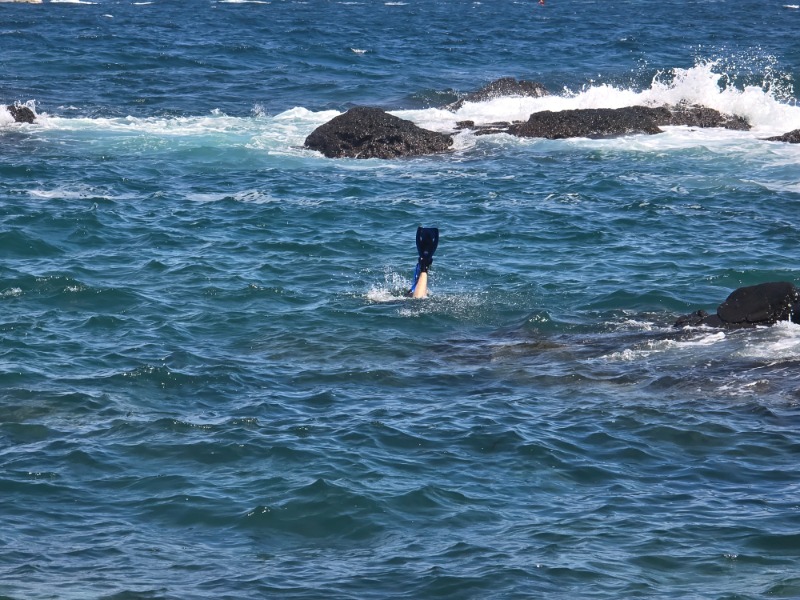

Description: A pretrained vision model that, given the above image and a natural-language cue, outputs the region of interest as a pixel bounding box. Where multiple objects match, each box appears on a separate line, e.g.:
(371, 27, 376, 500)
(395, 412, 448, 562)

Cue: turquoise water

(2, 1, 800, 598)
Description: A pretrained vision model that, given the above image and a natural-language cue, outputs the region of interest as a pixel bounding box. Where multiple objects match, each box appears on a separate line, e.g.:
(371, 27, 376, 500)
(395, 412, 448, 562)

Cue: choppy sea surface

(2, 1, 800, 598)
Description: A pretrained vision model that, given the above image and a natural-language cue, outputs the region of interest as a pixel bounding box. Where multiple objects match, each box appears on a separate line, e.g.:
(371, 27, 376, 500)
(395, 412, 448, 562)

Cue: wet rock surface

(7, 104, 36, 123)
(454, 104, 750, 140)
(664, 104, 750, 130)
(508, 106, 665, 139)
(445, 77, 548, 111)
(304, 106, 453, 159)
(675, 282, 800, 328)
(764, 128, 800, 143)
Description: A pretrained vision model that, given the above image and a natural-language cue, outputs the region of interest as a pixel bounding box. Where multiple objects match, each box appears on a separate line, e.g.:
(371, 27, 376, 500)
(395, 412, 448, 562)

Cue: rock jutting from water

(444, 77, 548, 111)
(304, 106, 453, 159)
(455, 104, 750, 140)
(674, 281, 800, 328)
(305, 77, 755, 158)
(764, 129, 800, 143)
(664, 103, 750, 130)
(6, 104, 36, 123)
(507, 106, 665, 139)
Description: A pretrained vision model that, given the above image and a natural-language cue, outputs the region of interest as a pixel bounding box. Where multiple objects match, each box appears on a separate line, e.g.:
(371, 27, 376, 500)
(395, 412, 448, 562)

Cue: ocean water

(2, 1, 800, 598)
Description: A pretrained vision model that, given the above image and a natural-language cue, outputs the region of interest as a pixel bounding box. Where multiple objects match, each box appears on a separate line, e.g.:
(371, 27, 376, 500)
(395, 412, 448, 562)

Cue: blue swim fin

(409, 226, 439, 295)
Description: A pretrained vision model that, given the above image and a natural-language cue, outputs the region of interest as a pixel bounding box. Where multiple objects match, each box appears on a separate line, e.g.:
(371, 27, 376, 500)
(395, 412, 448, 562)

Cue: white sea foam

(274, 106, 341, 126)
(603, 319, 800, 371)
(41, 112, 254, 137)
(674, 331, 729, 348)
(366, 287, 405, 303)
(186, 189, 277, 204)
(27, 186, 119, 201)
(414, 62, 799, 137)
(0, 106, 15, 126)
(248, 106, 341, 156)
(602, 330, 729, 362)
(617, 319, 655, 332)
(734, 321, 800, 362)
(0, 100, 37, 127)
(366, 271, 409, 302)
(748, 179, 800, 194)
(19, 60, 800, 160)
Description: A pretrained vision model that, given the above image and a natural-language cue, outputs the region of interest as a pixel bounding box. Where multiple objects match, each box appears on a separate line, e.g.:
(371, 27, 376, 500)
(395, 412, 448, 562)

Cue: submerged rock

(6, 104, 36, 124)
(674, 282, 800, 329)
(445, 77, 548, 111)
(764, 129, 800, 143)
(304, 106, 453, 159)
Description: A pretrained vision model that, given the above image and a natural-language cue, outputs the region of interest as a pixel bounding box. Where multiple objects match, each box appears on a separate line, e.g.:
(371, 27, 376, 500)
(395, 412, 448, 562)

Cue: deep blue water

(2, 1, 800, 598)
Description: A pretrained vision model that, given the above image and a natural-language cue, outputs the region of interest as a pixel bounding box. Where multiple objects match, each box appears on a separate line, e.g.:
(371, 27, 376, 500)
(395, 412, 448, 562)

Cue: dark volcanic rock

(663, 104, 750, 130)
(508, 106, 664, 139)
(446, 77, 548, 111)
(456, 120, 520, 136)
(304, 106, 453, 159)
(7, 104, 35, 124)
(764, 128, 800, 143)
(674, 310, 722, 329)
(496, 104, 748, 140)
(717, 281, 799, 325)
(675, 282, 800, 328)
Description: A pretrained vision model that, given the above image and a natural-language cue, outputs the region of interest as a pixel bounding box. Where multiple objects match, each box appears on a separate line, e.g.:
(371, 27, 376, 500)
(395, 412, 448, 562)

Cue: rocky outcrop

(674, 282, 800, 328)
(764, 129, 800, 143)
(6, 104, 35, 124)
(305, 81, 754, 156)
(508, 106, 665, 139)
(445, 77, 548, 111)
(455, 120, 522, 136)
(664, 104, 750, 130)
(453, 104, 750, 140)
(304, 106, 453, 159)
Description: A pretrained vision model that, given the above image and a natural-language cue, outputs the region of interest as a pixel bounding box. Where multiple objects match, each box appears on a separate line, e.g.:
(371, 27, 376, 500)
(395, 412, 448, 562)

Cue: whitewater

(6, 62, 800, 149)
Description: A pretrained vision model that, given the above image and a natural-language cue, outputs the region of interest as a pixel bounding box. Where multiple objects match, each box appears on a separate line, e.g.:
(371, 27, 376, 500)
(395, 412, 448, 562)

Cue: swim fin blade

(416, 227, 439, 269)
